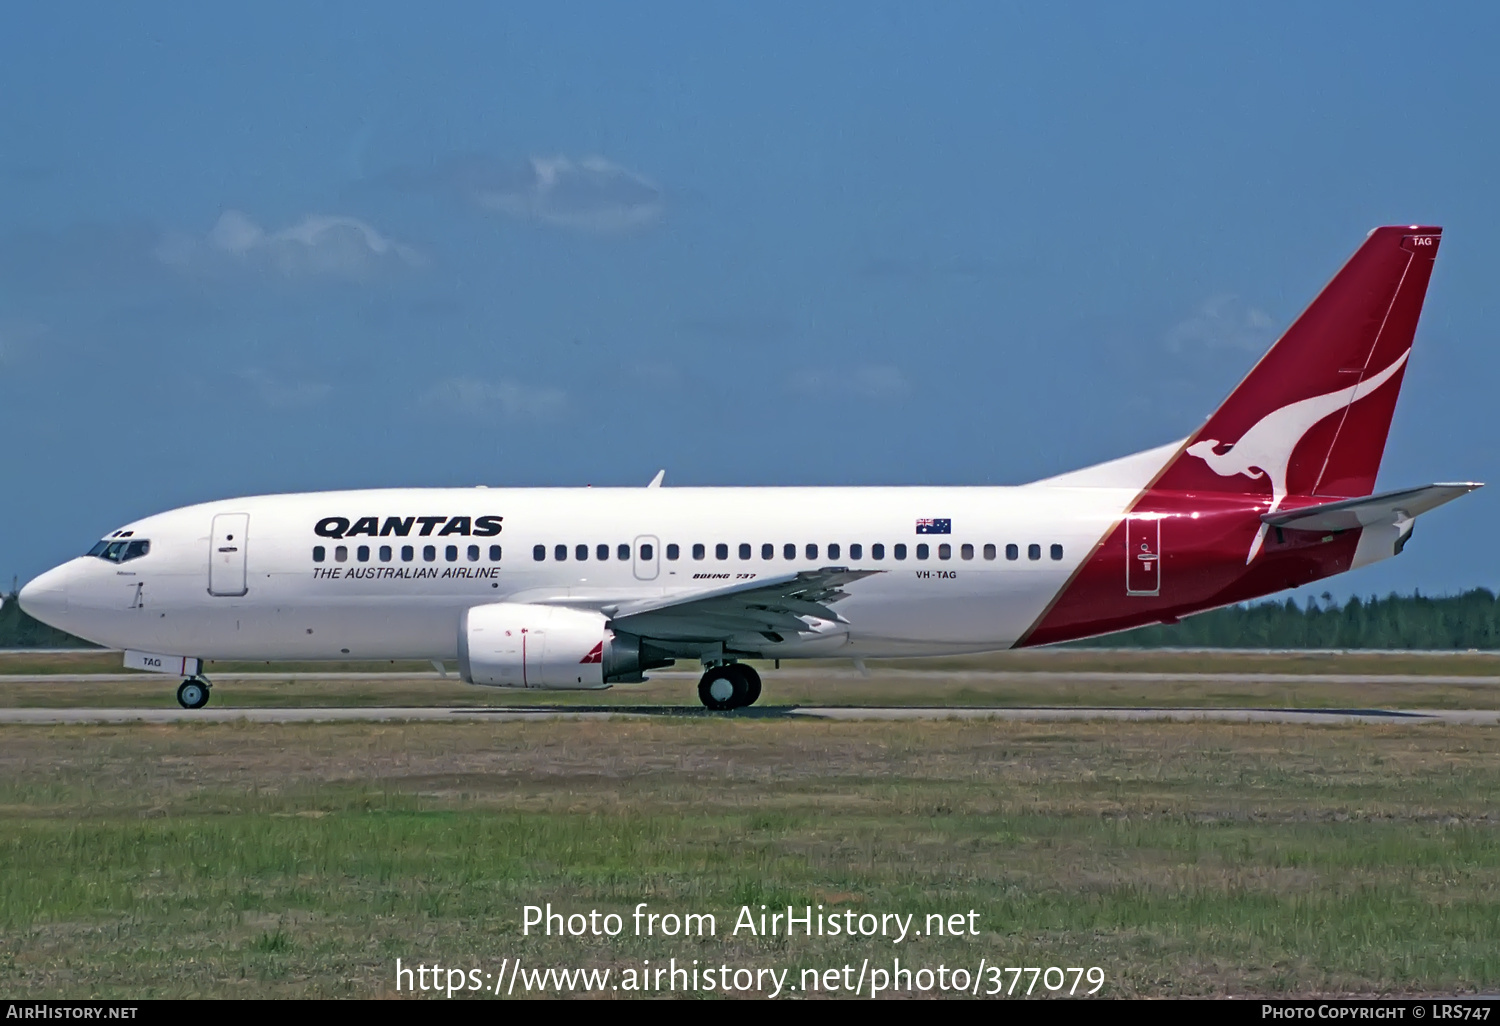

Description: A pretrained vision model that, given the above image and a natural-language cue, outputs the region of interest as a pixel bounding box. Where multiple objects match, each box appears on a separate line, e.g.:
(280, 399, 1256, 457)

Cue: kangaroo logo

(1185, 349, 1410, 563)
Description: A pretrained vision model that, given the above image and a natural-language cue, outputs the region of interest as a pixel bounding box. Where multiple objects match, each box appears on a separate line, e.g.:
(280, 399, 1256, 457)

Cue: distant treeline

(3, 588, 1500, 651)
(0, 593, 99, 649)
(1068, 588, 1500, 650)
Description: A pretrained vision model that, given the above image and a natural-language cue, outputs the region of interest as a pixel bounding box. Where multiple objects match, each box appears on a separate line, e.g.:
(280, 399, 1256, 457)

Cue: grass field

(2, 716, 1498, 998)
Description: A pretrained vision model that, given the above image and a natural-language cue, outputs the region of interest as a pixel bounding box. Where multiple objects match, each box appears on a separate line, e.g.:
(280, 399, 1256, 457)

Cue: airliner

(18, 225, 1479, 709)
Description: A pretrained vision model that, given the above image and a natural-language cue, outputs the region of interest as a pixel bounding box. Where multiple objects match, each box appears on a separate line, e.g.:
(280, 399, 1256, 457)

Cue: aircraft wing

(609, 567, 882, 641)
(1261, 482, 1482, 533)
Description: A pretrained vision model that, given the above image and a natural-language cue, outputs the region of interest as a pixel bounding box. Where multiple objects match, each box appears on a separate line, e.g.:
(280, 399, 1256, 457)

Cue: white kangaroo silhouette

(1185, 348, 1410, 563)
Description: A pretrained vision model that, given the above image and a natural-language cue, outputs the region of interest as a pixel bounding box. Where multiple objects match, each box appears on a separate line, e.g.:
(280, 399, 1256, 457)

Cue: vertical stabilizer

(1159, 225, 1441, 513)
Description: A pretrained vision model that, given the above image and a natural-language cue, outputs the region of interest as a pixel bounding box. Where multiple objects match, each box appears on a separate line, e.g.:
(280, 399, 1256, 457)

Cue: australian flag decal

(915, 518, 952, 535)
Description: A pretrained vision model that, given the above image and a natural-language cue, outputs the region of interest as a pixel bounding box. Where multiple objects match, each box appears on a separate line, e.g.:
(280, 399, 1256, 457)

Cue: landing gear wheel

(731, 663, 762, 707)
(698, 666, 744, 711)
(176, 678, 210, 709)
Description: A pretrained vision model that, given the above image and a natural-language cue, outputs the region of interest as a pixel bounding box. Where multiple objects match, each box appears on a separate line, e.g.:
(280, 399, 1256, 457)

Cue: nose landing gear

(697, 663, 762, 711)
(176, 677, 211, 709)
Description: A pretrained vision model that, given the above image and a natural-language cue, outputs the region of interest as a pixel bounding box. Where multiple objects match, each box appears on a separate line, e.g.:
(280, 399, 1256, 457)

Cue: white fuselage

(21, 482, 1144, 663)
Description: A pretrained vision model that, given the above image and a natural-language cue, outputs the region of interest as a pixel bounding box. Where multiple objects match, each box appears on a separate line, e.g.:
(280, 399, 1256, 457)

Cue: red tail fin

(1158, 225, 1441, 508)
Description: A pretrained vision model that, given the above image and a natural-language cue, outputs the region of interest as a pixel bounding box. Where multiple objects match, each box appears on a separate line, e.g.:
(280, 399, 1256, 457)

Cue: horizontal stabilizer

(1262, 482, 1481, 532)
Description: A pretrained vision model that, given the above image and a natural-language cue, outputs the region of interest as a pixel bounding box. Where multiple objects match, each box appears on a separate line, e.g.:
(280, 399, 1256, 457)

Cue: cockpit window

(88, 539, 150, 563)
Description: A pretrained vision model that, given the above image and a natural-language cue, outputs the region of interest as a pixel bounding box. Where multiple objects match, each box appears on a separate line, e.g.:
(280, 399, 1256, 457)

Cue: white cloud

(419, 377, 567, 421)
(238, 368, 332, 408)
(1166, 295, 1278, 354)
(787, 363, 911, 400)
(850, 365, 910, 399)
(471, 155, 663, 234)
(157, 210, 423, 280)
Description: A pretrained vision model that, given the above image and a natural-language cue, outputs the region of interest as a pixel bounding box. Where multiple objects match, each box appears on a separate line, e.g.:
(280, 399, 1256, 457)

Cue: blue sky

(3, 2, 1497, 602)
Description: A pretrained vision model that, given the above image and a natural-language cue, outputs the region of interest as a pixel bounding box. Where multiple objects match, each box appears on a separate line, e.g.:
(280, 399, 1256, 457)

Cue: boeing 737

(17, 225, 1479, 709)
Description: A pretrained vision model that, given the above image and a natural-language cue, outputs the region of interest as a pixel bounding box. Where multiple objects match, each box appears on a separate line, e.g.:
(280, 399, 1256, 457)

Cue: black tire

(176, 678, 210, 709)
(697, 666, 744, 711)
(731, 663, 762, 707)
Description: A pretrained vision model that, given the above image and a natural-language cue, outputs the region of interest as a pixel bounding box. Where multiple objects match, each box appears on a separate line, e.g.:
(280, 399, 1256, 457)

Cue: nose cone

(17, 565, 71, 628)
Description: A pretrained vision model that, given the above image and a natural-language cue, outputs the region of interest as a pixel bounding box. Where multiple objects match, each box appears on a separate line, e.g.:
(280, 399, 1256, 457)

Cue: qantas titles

(314, 515, 503, 539)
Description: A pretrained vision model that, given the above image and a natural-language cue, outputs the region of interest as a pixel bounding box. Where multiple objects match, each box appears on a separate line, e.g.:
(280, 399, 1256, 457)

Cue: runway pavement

(5, 666, 1497, 725)
(5, 669, 1500, 685)
(1, 705, 1497, 725)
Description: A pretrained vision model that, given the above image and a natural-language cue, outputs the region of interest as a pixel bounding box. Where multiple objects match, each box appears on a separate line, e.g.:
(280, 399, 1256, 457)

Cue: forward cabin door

(1124, 514, 1160, 597)
(208, 513, 250, 597)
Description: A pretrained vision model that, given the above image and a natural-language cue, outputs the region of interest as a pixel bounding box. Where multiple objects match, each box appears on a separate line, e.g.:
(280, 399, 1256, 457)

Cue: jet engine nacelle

(459, 602, 654, 689)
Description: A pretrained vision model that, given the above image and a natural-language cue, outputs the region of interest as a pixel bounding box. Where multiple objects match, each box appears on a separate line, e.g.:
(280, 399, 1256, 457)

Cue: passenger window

(762, 543, 774, 560)
(1051, 544, 1064, 560)
(335, 545, 348, 562)
(640, 543, 654, 561)
(597, 543, 610, 561)
(894, 544, 907, 560)
(357, 545, 370, 562)
(534, 544, 546, 561)
(983, 544, 996, 560)
(784, 543, 796, 560)
(938, 543, 951, 560)
(489, 545, 502, 561)
(961, 543, 973, 560)
(1028, 543, 1041, 561)
(828, 543, 841, 560)
(872, 543, 885, 560)
(716, 543, 729, 560)
(403, 545, 415, 562)
(693, 543, 706, 560)
(738, 543, 751, 560)
(1006, 544, 1019, 561)
(380, 545, 392, 562)
(666, 543, 679, 560)
(850, 543, 863, 560)
(445, 545, 458, 562)
(916, 543, 929, 560)
(555, 544, 567, 561)
(469, 544, 480, 561)
(423, 545, 436, 562)
(617, 543, 630, 561)
(806, 543, 818, 560)
(575, 544, 588, 561)
(313, 546, 325, 563)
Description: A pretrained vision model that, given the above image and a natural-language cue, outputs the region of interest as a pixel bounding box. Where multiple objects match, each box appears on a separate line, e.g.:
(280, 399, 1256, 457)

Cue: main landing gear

(176, 677, 211, 709)
(697, 663, 761, 711)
